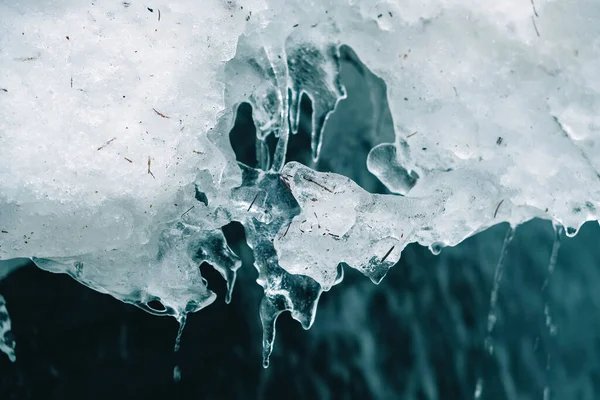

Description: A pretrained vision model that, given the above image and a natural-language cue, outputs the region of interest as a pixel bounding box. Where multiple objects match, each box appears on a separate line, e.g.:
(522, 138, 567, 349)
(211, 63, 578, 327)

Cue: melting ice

(0, 0, 599, 367)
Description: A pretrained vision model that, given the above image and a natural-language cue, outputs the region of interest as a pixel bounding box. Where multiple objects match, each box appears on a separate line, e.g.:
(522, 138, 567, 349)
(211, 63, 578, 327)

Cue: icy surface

(0, 295, 16, 362)
(1, 0, 599, 366)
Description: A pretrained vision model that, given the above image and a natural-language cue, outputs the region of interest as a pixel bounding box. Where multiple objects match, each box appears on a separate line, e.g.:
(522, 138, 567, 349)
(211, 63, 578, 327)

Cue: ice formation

(0, 0, 599, 366)
(0, 295, 16, 362)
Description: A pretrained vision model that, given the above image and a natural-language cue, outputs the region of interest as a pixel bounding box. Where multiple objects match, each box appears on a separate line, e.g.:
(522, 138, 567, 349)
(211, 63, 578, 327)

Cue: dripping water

(543, 387, 550, 400)
(542, 224, 562, 292)
(485, 226, 515, 353)
(475, 225, 515, 399)
(171, 313, 188, 383)
(173, 365, 182, 383)
(474, 378, 483, 399)
(540, 224, 563, 400)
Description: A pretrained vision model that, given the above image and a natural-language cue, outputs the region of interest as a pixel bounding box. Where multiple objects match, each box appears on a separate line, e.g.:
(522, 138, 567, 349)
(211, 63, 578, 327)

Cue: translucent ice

(1, 0, 599, 366)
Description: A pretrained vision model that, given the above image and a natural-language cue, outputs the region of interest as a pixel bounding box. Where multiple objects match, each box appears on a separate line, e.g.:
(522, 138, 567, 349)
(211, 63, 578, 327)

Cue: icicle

(271, 124, 290, 173)
(0, 295, 16, 362)
(288, 87, 301, 135)
(208, 257, 239, 305)
(173, 314, 186, 383)
(285, 38, 345, 163)
(257, 139, 272, 171)
(174, 313, 187, 353)
(217, 259, 238, 305)
(191, 229, 241, 305)
(224, 279, 235, 304)
(259, 297, 283, 368)
(263, 43, 290, 173)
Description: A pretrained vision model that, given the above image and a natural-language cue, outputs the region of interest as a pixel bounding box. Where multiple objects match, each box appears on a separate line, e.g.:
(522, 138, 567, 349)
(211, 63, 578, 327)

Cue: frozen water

(1, 0, 599, 366)
(0, 295, 15, 362)
(0, 0, 257, 320)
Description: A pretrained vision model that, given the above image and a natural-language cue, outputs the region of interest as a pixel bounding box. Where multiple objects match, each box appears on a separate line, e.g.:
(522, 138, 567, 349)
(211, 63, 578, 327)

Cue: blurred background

(1, 47, 599, 400)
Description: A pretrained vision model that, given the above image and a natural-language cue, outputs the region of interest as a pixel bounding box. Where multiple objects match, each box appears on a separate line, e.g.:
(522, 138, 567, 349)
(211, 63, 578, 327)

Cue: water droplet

(543, 387, 550, 400)
(474, 378, 483, 399)
(173, 365, 181, 383)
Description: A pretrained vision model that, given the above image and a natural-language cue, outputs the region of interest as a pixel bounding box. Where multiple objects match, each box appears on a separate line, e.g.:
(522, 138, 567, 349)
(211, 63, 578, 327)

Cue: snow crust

(1, 0, 599, 365)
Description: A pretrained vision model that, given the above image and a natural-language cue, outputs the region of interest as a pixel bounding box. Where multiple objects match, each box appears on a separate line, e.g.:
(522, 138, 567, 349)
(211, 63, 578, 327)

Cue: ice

(0, 295, 16, 362)
(174, 313, 187, 352)
(0, 0, 254, 319)
(1, 0, 600, 367)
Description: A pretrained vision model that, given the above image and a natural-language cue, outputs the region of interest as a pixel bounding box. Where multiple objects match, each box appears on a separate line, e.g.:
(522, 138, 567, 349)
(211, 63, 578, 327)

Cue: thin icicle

(259, 297, 283, 368)
(172, 314, 187, 383)
(257, 139, 272, 171)
(271, 124, 290, 173)
(262, 43, 290, 173)
(174, 313, 188, 352)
